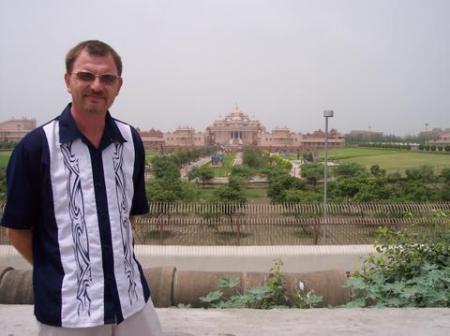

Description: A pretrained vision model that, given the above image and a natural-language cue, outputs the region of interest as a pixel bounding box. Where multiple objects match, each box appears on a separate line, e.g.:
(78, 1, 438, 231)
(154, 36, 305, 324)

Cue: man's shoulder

(17, 124, 48, 151)
(112, 117, 139, 133)
(14, 116, 59, 156)
(111, 117, 143, 143)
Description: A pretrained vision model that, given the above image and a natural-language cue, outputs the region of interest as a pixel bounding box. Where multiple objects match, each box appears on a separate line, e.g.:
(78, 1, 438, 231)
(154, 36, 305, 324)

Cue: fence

(1, 202, 449, 245)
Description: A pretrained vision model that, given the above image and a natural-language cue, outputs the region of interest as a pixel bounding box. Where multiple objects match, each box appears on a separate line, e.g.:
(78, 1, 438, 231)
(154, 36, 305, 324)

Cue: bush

(334, 162, 367, 177)
(242, 147, 266, 169)
(344, 220, 450, 307)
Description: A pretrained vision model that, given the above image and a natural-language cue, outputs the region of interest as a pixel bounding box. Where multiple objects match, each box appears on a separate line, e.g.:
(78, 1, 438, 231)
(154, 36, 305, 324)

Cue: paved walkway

(1, 305, 449, 335)
(180, 157, 212, 178)
(289, 159, 302, 178)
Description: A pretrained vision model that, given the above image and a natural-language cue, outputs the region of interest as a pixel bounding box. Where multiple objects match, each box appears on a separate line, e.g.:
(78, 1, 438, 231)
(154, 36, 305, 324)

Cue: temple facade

(206, 105, 265, 148)
(164, 127, 207, 149)
(139, 106, 345, 151)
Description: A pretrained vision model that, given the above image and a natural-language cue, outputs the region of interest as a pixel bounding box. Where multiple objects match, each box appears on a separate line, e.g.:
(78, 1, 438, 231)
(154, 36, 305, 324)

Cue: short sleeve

(1, 133, 42, 229)
(130, 127, 149, 215)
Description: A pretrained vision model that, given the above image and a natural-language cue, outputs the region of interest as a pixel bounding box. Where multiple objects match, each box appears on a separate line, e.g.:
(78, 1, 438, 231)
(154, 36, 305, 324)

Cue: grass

(320, 148, 450, 174)
(0, 151, 12, 169)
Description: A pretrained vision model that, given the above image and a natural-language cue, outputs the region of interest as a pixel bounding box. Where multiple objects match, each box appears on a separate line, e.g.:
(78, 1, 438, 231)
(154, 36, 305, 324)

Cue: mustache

(85, 90, 106, 98)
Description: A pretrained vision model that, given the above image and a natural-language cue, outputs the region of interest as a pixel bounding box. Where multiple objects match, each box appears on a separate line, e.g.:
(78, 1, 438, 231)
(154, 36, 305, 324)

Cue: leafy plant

(344, 222, 450, 307)
(199, 259, 322, 309)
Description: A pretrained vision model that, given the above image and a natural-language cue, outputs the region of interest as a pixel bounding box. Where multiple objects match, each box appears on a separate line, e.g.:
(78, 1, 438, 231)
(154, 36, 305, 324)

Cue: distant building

(302, 129, 345, 149)
(257, 127, 303, 151)
(0, 117, 36, 142)
(429, 133, 450, 146)
(206, 105, 265, 149)
(164, 127, 207, 150)
(419, 128, 450, 140)
(139, 106, 345, 152)
(139, 128, 165, 151)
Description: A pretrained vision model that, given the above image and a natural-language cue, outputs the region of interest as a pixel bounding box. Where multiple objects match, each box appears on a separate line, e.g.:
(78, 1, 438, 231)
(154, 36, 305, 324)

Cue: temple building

(206, 105, 265, 148)
(257, 127, 301, 150)
(0, 117, 36, 142)
(164, 127, 207, 150)
(137, 105, 345, 151)
(138, 128, 165, 151)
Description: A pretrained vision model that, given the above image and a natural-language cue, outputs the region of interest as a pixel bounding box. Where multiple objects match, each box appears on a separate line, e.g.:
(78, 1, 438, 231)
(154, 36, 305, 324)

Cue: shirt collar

(58, 103, 126, 146)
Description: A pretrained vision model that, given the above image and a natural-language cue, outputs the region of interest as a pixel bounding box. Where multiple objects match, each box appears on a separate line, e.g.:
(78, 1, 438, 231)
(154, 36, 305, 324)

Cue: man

(1, 40, 161, 335)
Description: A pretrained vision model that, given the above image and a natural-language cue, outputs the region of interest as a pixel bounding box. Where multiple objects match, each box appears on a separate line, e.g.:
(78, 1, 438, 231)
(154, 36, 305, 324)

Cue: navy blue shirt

(1, 104, 150, 327)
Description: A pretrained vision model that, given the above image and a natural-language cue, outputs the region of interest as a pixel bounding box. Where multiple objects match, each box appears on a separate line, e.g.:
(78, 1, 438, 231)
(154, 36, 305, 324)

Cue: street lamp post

(323, 110, 334, 240)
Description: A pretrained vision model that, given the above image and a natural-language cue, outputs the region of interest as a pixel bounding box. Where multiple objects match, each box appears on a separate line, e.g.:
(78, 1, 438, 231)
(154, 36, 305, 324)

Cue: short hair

(65, 40, 123, 76)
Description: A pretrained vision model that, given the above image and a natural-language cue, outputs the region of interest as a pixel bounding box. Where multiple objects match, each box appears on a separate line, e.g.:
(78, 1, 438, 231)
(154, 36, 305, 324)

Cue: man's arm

(6, 228, 33, 264)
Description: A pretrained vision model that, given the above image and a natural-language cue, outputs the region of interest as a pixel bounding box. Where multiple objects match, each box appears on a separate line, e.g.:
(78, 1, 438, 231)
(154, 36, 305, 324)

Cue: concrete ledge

(134, 245, 375, 273)
(0, 245, 375, 273)
(1, 305, 449, 336)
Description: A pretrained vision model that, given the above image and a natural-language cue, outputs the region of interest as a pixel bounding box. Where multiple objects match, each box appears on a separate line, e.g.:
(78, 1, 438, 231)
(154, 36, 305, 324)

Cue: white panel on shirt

(103, 121, 146, 320)
(44, 120, 105, 327)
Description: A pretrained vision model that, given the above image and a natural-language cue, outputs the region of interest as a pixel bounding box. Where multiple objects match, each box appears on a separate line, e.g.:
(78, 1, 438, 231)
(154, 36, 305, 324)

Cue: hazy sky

(1, 0, 449, 136)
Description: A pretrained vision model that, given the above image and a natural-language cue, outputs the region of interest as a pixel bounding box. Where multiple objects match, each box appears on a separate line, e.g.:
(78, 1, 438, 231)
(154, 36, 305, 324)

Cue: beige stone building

(0, 117, 36, 142)
(429, 133, 450, 146)
(301, 129, 345, 149)
(139, 106, 345, 151)
(139, 128, 165, 151)
(206, 105, 265, 149)
(257, 127, 301, 150)
(164, 127, 207, 150)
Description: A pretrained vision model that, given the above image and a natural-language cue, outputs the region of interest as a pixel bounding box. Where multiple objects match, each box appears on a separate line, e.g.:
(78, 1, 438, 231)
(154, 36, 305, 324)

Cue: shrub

(344, 220, 450, 307)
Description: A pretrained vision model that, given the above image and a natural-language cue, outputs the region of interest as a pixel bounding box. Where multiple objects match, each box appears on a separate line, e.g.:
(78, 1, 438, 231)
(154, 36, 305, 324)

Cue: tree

(188, 165, 214, 184)
(151, 156, 180, 180)
(215, 176, 247, 203)
(230, 164, 253, 179)
(405, 165, 435, 182)
(301, 163, 323, 186)
(283, 189, 321, 202)
(267, 173, 306, 203)
(440, 168, 450, 182)
(370, 164, 386, 177)
(329, 176, 366, 200)
(242, 147, 265, 169)
(334, 162, 367, 177)
(353, 180, 391, 202)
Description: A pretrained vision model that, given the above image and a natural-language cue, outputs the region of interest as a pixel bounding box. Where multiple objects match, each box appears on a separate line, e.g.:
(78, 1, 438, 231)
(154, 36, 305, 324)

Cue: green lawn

(0, 151, 11, 169)
(284, 147, 450, 175)
(317, 147, 450, 174)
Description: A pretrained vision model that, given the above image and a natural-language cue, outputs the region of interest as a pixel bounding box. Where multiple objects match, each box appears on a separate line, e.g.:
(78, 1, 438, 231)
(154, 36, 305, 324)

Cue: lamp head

(323, 110, 334, 118)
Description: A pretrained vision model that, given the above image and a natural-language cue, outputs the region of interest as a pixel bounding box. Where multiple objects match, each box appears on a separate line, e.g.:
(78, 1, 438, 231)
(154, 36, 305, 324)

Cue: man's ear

(116, 77, 123, 96)
(64, 73, 72, 93)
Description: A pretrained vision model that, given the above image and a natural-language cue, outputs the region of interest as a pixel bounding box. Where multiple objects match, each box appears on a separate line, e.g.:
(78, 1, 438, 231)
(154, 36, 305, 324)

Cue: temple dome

(223, 105, 251, 123)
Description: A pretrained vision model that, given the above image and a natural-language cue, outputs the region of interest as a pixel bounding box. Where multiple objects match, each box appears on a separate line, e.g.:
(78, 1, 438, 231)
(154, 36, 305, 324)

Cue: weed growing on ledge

(200, 259, 323, 309)
(344, 216, 450, 308)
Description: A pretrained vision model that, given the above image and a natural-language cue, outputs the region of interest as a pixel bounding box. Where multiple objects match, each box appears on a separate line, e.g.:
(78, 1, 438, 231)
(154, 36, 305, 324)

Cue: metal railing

(1, 202, 449, 245)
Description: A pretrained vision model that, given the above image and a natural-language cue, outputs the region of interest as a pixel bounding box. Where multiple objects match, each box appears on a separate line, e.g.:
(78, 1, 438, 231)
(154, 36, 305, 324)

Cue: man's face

(64, 50, 122, 116)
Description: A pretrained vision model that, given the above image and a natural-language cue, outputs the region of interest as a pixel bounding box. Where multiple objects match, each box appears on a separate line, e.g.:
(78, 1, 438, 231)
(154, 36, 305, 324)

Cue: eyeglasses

(71, 71, 121, 85)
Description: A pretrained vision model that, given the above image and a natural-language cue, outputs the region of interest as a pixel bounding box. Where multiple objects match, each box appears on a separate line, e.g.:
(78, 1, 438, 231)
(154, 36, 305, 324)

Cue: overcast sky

(1, 0, 449, 136)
